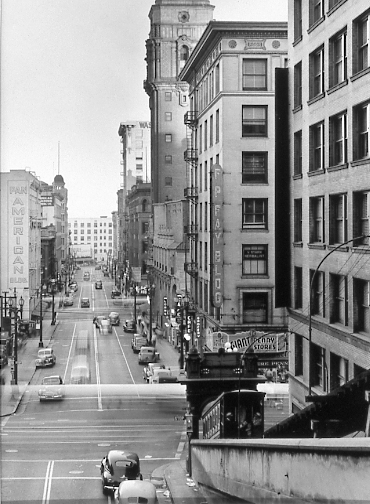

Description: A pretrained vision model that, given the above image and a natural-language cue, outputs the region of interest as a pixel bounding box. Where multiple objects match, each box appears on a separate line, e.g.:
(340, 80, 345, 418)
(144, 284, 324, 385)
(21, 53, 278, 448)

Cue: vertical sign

(163, 296, 168, 317)
(210, 164, 223, 308)
(8, 180, 29, 288)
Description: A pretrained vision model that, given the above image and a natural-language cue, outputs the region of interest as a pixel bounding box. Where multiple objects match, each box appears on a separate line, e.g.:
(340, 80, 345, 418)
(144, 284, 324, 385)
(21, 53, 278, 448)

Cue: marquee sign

(210, 164, 223, 308)
(8, 181, 29, 288)
(212, 330, 287, 354)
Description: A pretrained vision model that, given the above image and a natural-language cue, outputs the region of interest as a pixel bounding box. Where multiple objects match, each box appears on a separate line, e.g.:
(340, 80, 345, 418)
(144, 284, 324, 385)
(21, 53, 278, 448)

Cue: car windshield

(42, 377, 61, 385)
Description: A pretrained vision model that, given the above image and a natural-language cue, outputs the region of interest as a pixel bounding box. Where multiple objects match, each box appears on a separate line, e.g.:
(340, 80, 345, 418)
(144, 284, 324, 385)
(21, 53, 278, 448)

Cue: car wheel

(102, 482, 108, 495)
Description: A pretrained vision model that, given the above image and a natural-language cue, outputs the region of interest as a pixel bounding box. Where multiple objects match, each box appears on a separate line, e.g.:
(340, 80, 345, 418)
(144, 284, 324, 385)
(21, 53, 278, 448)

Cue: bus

(201, 389, 265, 440)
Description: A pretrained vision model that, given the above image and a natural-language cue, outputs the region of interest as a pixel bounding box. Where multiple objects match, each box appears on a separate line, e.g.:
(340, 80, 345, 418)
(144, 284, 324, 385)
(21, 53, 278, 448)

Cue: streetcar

(201, 389, 265, 439)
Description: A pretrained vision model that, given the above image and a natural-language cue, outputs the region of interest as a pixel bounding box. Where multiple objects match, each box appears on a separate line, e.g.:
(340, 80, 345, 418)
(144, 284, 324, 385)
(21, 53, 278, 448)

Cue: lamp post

(307, 234, 369, 399)
(176, 294, 190, 369)
(39, 286, 43, 348)
(148, 283, 155, 344)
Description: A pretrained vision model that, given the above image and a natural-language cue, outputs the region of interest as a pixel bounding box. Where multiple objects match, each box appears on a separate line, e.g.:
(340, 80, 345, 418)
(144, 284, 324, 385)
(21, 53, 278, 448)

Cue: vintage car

(63, 297, 74, 307)
(81, 297, 90, 308)
(68, 281, 78, 292)
(114, 480, 157, 504)
(100, 319, 113, 334)
(123, 319, 136, 333)
(35, 348, 56, 368)
(83, 272, 90, 281)
(95, 280, 103, 289)
(108, 312, 120, 326)
(111, 287, 121, 298)
(143, 363, 165, 382)
(93, 315, 108, 328)
(149, 368, 177, 384)
(138, 346, 159, 365)
(38, 375, 64, 401)
(100, 450, 142, 495)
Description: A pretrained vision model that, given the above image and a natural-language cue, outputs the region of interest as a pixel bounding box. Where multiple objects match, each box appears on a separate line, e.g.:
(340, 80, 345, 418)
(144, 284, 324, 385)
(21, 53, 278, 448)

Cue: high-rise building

(144, 0, 214, 204)
(288, 0, 370, 411)
(69, 216, 113, 264)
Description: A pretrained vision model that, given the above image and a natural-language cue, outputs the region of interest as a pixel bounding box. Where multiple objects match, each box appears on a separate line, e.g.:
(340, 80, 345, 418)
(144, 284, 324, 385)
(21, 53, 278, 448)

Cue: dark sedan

(123, 319, 136, 333)
(100, 450, 142, 495)
(111, 288, 121, 298)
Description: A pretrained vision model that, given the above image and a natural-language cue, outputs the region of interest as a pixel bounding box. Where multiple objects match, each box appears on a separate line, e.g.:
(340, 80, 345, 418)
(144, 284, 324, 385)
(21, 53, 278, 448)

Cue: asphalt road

(1, 267, 187, 504)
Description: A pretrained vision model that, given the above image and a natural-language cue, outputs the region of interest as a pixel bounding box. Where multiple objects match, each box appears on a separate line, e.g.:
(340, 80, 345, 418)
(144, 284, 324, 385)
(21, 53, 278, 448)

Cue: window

(329, 193, 347, 244)
(242, 152, 268, 183)
(242, 106, 267, 137)
(204, 202, 208, 231)
(87, 229, 91, 235)
(353, 101, 369, 160)
(294, 0, 302, 41)
(215, 64, 220, 95)
(294, 333, 303, 376)
(165, 155, 172, 164)
(310, 270, 325, 317)
(309, 196, 325, 243)
(242, 59, 267, 90)
(310, 121, 325, 171)
(330, 353, 348, 391)
(204, 120, 207, 150)
(294, 62, 302, 108)
(309, 0, 324, 27)
(294, 199, 303, 242)
(199, 125, 202, 153)
(165, 92, 172, 101)
(204, 161, 207, 191)
(136, 164, 143, 171)
(242, 245, 268, 275)
(165, 134, 172, 143)
(179, 45, 189, 65)
(353, 278, 370, 333)
(80, 222, 84, 227)
(199, 203, 203, 230)
(311, 343, 326, 390)
(74, 230, 77, 235)
(204, 242, 208, 272)
(210, 115, 213, 146)
(215, 109, 220, 143)
(310, 46, 324, 98)
(242, 292, 268, 323)
(329, 112, 347, 166)
(165, 112, 172, 121)
(242, 199, 268, 230)
(294, 267, 303, 309)
(330, 30, 347, 87)
(87, 223, 91, 228)
(80, 229, 84, 235)
(294, 130, 303, 175)
(164, 177, 172, 186)
(353, 12, 369, 74)
(353, 191, 370, 245)
(330, 273, 348, 326)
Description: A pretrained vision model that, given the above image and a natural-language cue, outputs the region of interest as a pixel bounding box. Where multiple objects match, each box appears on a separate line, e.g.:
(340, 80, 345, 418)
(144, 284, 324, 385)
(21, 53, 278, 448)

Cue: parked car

(83, 272, 90, 281)
(100, 319, 113, 334)
(149, 368, 177, 384)
(95, 265, 101, 270)
(143, 363, 165, 382)
(111, 287, 121, 298)
(108, 312, 120, 325)
(100, 450, 142, 495)
(35, 348, 56, 368)
(114, 480, 157, 504)
(63, 297, 74, 307)
(95, 280, 103, 289)
(123, 319, 136, 333)
(138, 346, 158, 364)
(131, 334, 147, 353)
(70, 356, 91, 384)
(81, 297, 90, 308)
(69, 281, 78, 292)
(38, 375, 64, 401)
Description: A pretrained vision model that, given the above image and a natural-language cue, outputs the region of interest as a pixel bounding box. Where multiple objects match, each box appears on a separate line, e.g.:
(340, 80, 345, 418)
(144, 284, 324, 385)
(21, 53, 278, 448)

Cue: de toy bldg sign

(7, 181, 30, 288)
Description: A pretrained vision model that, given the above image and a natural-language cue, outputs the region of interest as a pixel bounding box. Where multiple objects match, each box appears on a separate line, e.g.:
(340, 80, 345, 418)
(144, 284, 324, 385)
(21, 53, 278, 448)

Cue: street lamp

(307, 234, 370, 399)
(39, 286, 43, 348)
(148, 283, 155, 344)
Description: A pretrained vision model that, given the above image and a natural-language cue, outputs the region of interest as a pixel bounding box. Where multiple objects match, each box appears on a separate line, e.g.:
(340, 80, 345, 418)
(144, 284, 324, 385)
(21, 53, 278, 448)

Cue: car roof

(42, 375, 62, 384)
(117, 480, 156, 500)
(39, 348, 53, 354)
(82, 297, 89, 301)
(109, 311, 119, 316)
(107, 450, 138, 464)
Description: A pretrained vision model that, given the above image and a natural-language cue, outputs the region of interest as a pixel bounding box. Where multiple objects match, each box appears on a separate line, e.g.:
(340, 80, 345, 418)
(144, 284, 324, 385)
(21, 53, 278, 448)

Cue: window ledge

(308, 168, 325, 177)
(327, 0, 347, 17)
(241, 228, 269, 233)
(293, 35, 303, 47)
(350, 158, 370, 168)
(307, 92, 325, 106)
(350, 66, 370, 83)
(327, 245, 349, 252)
(327, 163, 348, 173)
(308, 243, 326, 250)
(242, 275, 269, 280)
(293, 242, 303, 248)
(352, 245, 370, 255)
(307, 16, 325, 34)
(293, 104, 303, 114)
(293, 173, 303, 180)
(327, 80, 348, 95)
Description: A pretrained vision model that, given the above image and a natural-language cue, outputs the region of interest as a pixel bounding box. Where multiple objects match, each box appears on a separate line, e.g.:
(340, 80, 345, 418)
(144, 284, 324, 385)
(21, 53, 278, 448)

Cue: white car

(35, 348, 56, 368)
(38, 375, 64, 401)
(149, 368, 177, 384)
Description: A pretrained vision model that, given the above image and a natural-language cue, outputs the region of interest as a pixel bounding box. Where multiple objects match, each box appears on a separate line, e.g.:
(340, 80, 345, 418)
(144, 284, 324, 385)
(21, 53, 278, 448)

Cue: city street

(1, 267, 187, 503)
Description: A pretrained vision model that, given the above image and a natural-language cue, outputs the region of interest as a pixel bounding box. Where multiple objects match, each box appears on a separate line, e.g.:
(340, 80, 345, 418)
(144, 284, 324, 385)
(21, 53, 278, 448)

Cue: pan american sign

(8, 182, 29, 288)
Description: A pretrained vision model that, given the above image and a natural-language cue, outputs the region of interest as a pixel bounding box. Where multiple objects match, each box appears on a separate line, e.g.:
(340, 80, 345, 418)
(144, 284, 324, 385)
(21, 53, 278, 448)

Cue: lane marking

(42, 460, 54, 504)
(114, 327, 136, 387)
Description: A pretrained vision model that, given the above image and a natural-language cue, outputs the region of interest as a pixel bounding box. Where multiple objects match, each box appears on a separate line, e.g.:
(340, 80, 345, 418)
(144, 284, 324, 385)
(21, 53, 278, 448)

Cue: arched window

(179, 45, 190, 69)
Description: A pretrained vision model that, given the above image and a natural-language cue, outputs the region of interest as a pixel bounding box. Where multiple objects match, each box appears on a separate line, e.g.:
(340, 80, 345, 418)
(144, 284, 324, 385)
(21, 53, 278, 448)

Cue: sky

(1, 0, 288, 218)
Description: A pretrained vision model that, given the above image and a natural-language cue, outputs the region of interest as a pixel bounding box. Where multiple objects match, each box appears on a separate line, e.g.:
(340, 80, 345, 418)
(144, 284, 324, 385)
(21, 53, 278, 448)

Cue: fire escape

(183, 110, 198, 278)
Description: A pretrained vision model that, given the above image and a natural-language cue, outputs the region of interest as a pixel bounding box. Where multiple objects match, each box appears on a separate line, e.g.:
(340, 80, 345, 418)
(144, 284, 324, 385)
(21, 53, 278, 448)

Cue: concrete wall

(190, 438, 370, 502)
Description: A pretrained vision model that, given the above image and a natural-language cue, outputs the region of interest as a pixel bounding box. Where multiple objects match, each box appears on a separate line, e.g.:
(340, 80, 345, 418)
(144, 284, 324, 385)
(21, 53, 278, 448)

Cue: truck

(131, 334, 148, 353)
